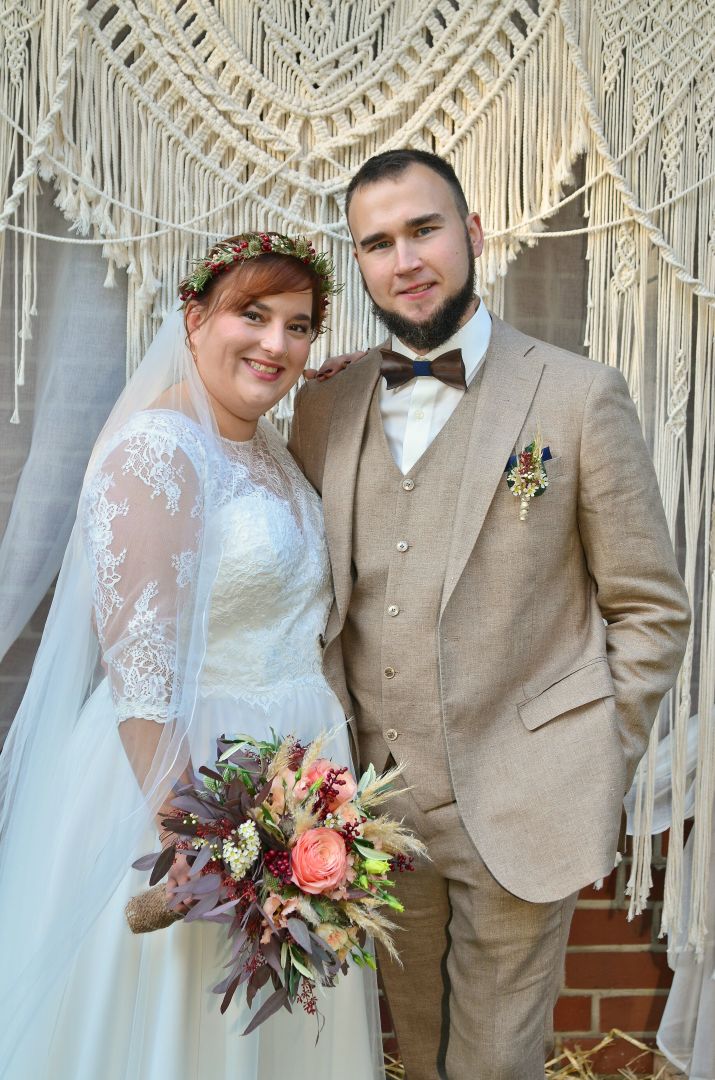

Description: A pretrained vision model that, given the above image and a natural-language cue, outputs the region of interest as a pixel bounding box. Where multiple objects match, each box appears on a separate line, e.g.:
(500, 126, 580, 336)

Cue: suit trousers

(378, 788, 578, 1080)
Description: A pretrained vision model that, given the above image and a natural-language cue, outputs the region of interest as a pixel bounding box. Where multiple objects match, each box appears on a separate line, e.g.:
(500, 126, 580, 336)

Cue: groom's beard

(368, 245, 476, 353)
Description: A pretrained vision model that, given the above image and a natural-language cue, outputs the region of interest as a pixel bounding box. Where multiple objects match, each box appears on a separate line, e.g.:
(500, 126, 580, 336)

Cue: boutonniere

(505, 434, 552, 521)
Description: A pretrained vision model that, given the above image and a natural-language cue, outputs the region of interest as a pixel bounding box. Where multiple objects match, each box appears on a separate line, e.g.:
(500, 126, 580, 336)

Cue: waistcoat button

(385, 728, 399, 742)
(384, 667, 396, 679)
(396, 540, 409, 552)
(387, 604, 400, 617)
(401, 478, 415, 491)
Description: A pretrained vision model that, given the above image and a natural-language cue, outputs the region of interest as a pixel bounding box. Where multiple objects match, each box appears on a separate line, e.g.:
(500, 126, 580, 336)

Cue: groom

(289, 150, 690, 1079)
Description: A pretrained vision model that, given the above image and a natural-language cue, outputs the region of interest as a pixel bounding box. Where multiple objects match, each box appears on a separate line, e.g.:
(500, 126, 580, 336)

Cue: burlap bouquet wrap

(125, 882, 185, 934)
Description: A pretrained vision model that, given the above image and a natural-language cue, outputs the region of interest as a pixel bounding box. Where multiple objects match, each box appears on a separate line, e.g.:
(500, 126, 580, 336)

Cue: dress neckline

(219, 423, 267, 458)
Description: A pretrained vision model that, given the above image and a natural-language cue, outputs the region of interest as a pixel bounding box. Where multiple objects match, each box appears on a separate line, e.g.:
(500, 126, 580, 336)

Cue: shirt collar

(389, 298, 492, 388)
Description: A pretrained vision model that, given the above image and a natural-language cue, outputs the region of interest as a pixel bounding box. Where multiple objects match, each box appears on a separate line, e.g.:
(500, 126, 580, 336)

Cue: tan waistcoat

(343, 375, 484, 810)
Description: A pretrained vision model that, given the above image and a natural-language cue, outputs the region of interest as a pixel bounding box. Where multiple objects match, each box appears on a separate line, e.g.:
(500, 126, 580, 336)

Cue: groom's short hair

(345, 149, 469, 218)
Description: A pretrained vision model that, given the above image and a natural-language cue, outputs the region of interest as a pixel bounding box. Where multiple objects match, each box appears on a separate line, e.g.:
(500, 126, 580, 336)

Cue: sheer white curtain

(0, 190, 127, 739)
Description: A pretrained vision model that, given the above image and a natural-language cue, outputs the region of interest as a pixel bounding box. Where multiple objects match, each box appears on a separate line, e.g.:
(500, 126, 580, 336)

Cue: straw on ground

(384, 1029, 685, 1079)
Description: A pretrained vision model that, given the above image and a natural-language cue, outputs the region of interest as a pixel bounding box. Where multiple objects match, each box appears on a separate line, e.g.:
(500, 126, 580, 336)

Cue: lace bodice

(81, 410, 332, 722)
(201, 430, 332, 704)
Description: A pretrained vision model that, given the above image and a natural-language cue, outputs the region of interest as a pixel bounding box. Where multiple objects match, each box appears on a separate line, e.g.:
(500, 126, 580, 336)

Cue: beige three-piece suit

(289, 315, 690, 1080)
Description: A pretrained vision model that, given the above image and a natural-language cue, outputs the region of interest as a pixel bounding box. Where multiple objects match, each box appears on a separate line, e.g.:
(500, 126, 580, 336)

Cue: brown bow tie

(379, 347, 467, 391)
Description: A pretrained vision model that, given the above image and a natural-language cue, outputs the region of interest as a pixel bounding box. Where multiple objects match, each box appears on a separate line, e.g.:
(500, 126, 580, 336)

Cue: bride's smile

(186, 290, 313, 441)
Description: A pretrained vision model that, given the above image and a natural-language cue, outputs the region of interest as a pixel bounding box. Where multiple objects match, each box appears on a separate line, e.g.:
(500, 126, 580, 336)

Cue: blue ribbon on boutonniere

(505, 440, 552, 521)
(505, 445, 551, 471)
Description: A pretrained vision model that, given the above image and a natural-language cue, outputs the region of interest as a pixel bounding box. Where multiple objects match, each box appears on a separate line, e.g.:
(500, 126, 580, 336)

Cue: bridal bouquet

(132, 732, 424, 1034)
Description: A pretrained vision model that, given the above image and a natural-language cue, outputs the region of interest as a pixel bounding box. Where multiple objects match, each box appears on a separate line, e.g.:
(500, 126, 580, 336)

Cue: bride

(0, 234, 384, 1079)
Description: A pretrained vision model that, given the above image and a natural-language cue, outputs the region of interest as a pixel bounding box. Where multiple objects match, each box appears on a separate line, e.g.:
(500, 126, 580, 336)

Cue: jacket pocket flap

(518, 659, 615, 731)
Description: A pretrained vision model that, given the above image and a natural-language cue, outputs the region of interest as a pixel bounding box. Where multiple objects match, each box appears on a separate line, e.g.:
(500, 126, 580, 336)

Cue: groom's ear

(466, 213, 484, 258)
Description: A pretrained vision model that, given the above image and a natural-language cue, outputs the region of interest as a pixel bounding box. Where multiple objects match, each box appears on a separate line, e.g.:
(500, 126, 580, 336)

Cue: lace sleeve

(82, 414, 205, 725)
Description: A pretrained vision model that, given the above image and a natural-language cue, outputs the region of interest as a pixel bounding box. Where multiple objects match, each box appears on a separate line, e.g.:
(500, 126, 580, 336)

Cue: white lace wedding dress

(2, 412, 383, 1080)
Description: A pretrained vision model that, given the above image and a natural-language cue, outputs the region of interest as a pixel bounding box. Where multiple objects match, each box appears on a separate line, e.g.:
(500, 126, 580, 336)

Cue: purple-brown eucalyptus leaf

(132, 851, 161, 871)
(285, 918, 312, 954)
(229, 914, 247, 938)
(239, 902, 262, 935)
(198, 766, 223, 782)
(246, 964, 271, 1007)
(226, 778, 244, 804)
(313, 939, 336, 966)
(200, 898, 240, 919)
(183, 873, 221, 896)
(261, 936, 284, 978)
(171, 794, 212, 817)
(149, 844, 175, 886)
(228, 926, 248, 958)
(219, 975, 242, 1015)
(161, 818, 198, 837)
(183, 894, 221, 922)
(241, 987, 291, 1034)
(308, 931, 338, 966)
(213, 972, 236, 994)
(254, 780, 272, 804)
(188, 844, 214, 876)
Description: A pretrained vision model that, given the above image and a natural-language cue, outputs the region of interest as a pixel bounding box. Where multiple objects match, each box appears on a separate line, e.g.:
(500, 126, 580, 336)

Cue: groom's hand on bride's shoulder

(303, 350, 367, 381)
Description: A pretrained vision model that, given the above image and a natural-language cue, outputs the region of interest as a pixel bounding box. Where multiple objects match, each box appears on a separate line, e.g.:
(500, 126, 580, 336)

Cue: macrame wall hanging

(1, 0, 713, 951)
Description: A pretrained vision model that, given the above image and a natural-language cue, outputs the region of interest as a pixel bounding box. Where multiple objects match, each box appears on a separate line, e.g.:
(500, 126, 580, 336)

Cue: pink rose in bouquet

(334, 801, 363, 828)
(296, 758, 357, 810)
(316, 923, 351, 951)
(291, 828, 349, 894)
(315, 923, 360, 961)
(267, 767, 297, 815)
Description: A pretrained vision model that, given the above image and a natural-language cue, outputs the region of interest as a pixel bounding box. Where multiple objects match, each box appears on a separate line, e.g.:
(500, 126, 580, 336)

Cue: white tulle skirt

(0, 679, 384, 1080)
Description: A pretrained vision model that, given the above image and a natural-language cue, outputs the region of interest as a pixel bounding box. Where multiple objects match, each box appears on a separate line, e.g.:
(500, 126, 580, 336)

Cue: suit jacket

(289, 315, 690, 901)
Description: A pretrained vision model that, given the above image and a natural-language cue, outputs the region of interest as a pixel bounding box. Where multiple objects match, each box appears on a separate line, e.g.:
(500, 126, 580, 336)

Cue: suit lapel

(322, 347, 383, 632)
(440, 316, 544, 616)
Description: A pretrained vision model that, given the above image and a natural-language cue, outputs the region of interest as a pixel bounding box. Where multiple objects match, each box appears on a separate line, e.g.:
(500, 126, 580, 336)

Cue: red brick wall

(554, 834, 672, 1074)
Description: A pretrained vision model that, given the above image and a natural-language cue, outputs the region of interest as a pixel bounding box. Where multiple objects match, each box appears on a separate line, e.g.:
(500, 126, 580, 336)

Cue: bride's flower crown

(178, 232, 341, 320)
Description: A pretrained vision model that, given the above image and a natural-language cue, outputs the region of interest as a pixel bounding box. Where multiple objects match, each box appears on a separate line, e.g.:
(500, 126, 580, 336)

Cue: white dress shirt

(379, 299, 492, 474)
